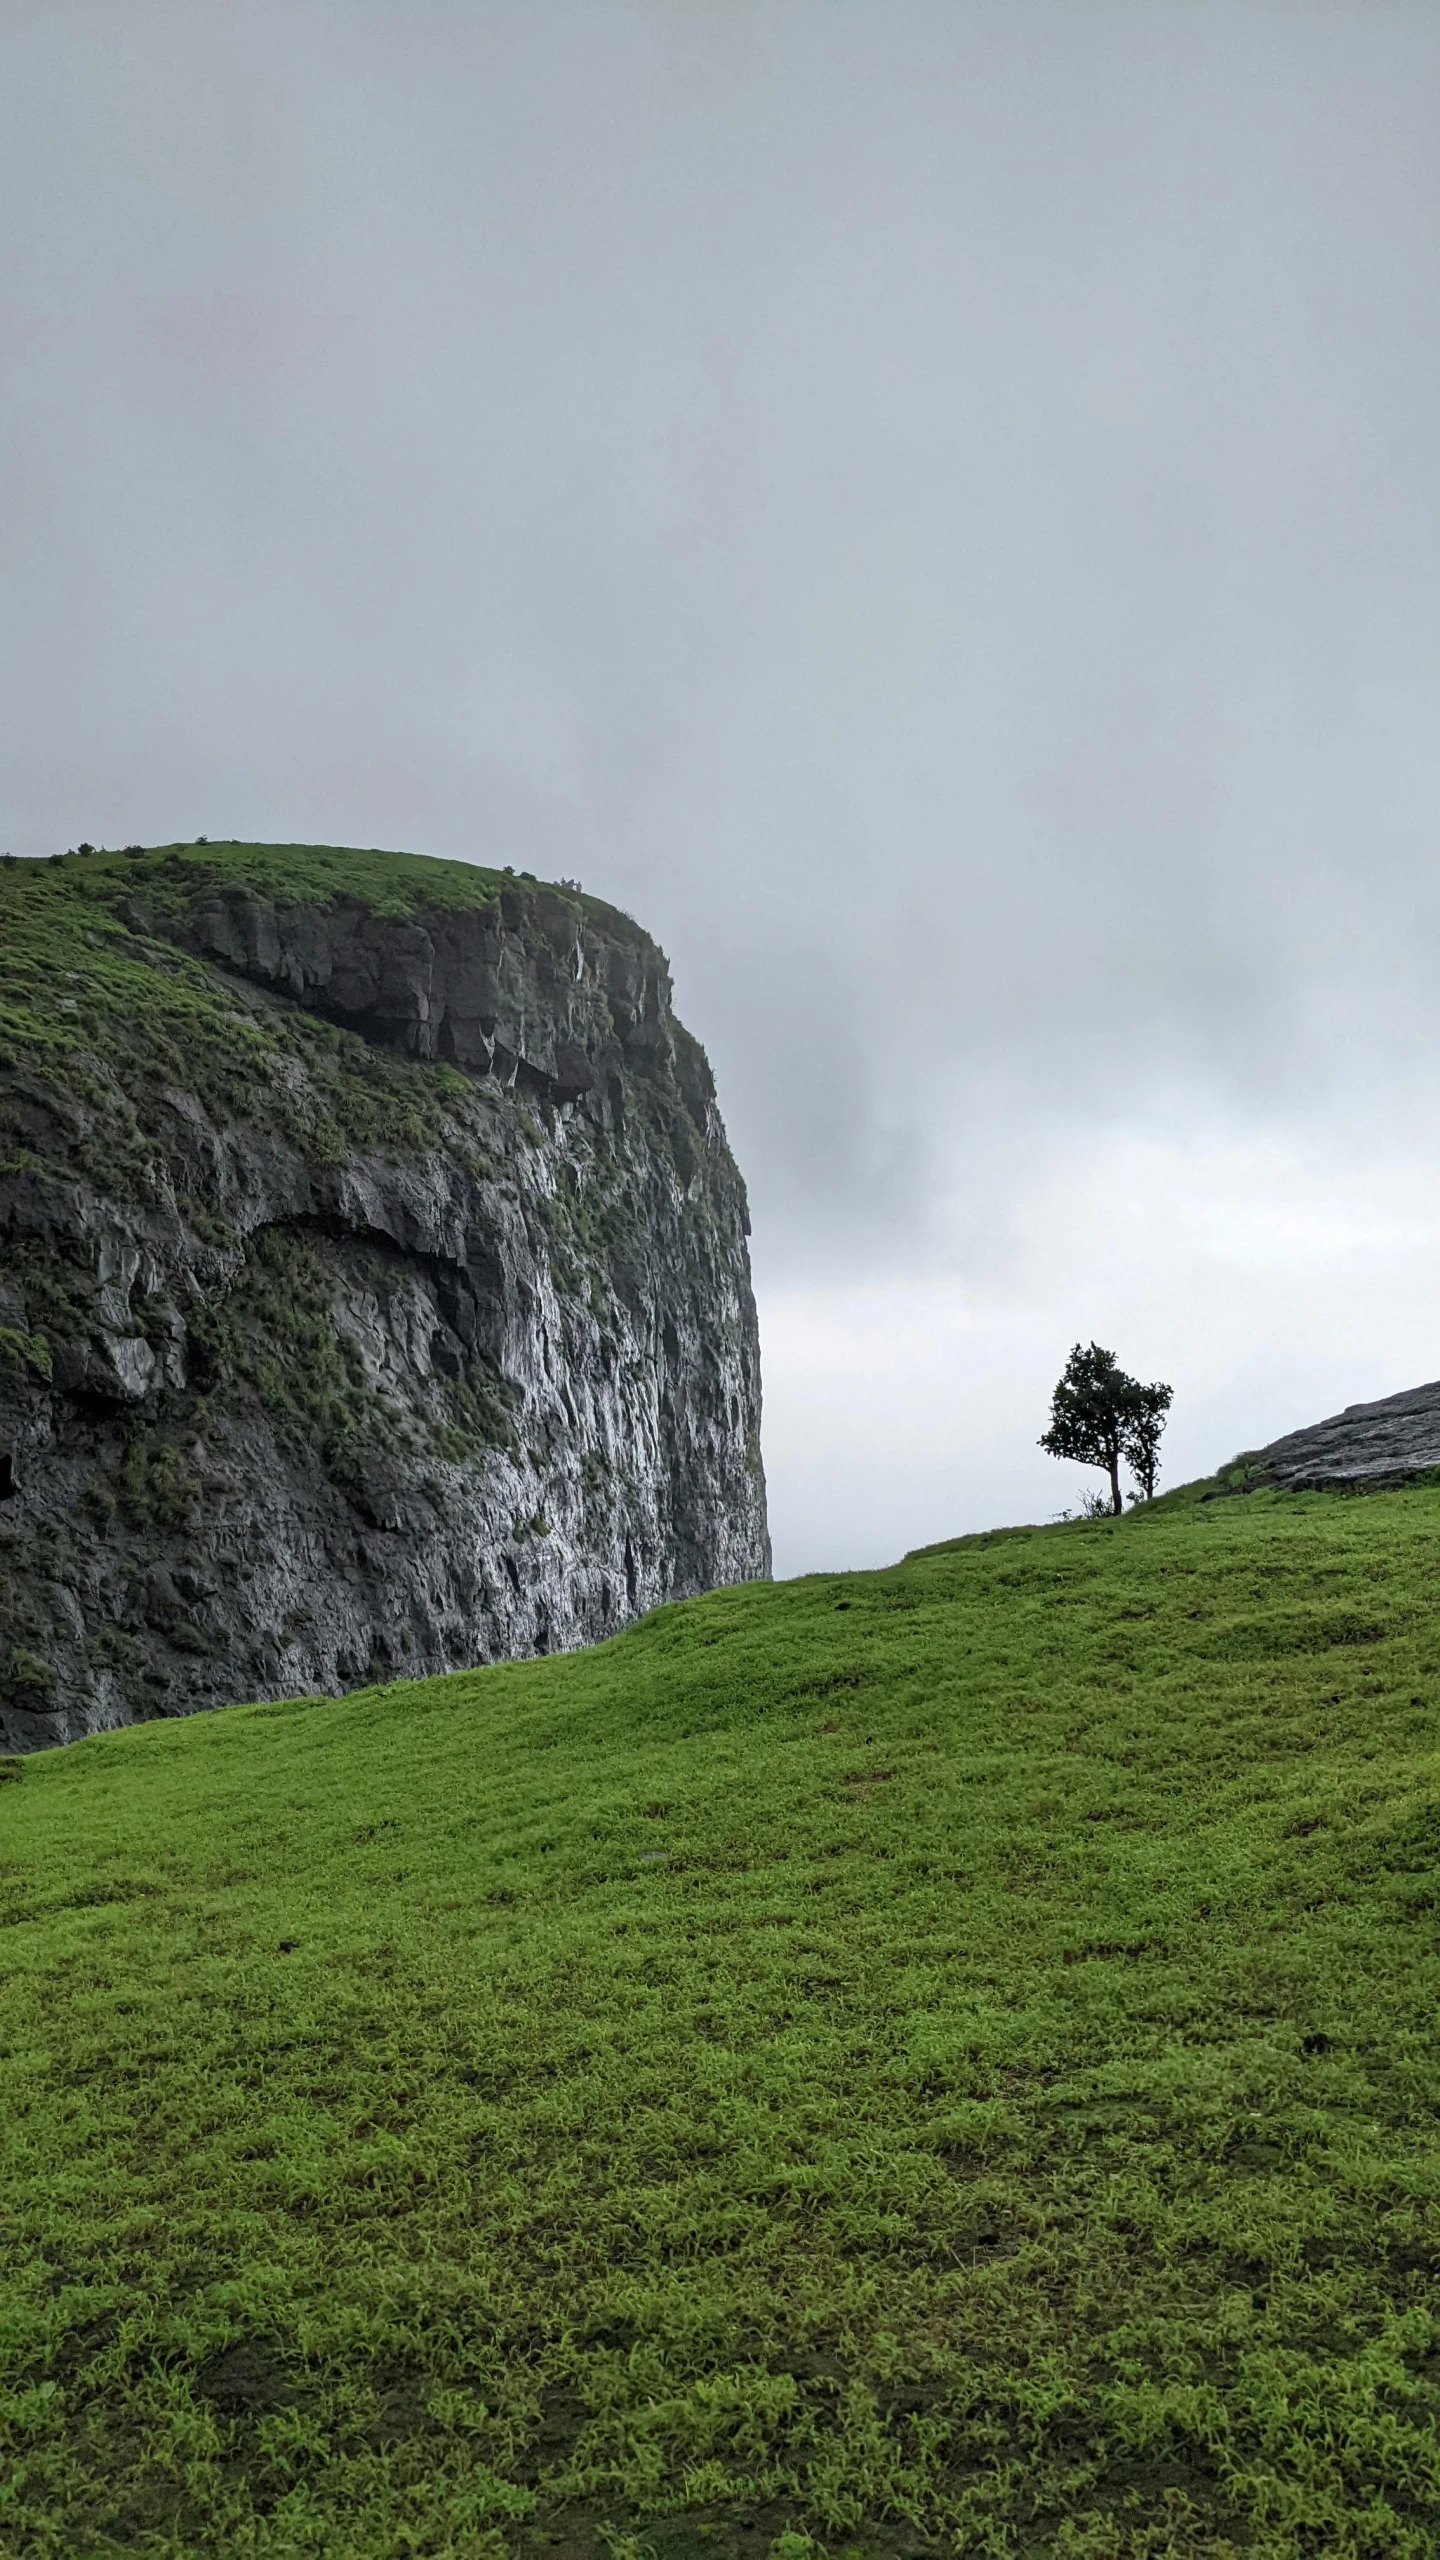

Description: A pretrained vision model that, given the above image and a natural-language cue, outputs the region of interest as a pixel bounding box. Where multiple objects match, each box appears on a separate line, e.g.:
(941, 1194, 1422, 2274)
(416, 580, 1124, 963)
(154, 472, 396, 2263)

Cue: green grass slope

(3, 1487, 1439, 2559)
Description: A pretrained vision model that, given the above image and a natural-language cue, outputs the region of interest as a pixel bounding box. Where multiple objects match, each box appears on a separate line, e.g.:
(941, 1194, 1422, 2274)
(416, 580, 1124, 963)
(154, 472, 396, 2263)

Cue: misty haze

(6, 1, 1440, 1571)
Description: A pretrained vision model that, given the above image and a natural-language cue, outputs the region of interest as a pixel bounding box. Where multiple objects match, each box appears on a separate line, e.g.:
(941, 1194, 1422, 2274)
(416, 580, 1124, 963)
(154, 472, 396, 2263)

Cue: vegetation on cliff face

(2, 1482, 1438, 2556)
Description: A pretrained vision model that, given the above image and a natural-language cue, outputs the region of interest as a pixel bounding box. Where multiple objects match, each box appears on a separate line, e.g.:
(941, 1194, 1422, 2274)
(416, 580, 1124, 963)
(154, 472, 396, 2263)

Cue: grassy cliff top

(3, 1483, 1439, 2555)
(1, 837, 649, 941)
(0, 848, 486, 1190)
(0, 843, 660, 1197)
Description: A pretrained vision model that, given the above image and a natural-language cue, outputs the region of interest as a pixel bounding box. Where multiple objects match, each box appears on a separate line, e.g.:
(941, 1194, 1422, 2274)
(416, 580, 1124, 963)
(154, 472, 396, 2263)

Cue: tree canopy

(1039, 1342, 1173, 1514)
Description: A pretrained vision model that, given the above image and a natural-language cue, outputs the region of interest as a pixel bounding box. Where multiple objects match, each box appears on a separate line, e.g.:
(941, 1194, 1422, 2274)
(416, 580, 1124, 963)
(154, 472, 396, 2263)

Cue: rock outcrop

(0, 843, 769, 1749)
(1245, 1381, 1440, 1493)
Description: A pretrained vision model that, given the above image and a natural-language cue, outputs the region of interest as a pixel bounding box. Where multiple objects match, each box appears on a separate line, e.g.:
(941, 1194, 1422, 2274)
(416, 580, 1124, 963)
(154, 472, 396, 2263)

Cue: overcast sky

(5, 1, 1440, 1573)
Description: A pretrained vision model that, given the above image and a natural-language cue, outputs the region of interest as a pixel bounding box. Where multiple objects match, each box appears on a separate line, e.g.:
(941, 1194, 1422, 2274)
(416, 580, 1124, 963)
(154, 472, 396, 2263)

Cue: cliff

(0, 842, 769, 1748)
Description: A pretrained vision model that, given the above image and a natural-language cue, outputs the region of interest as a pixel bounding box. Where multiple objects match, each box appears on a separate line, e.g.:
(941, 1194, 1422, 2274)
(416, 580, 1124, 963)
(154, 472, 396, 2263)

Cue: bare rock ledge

(1248, 1381, 1440, 1491)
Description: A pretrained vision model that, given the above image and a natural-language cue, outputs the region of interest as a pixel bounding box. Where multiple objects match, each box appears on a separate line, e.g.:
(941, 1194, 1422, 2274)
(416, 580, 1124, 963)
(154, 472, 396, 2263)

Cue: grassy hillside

(2, 1485, 1439, 2559)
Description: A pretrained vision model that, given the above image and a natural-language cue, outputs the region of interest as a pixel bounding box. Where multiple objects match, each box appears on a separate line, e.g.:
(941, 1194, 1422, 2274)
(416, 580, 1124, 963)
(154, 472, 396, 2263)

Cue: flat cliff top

(3, 1479, 1438, 2552)
(0, 837, 654, 1070)
(2, 834, 643, 938)
(0, 838, 687, 1210)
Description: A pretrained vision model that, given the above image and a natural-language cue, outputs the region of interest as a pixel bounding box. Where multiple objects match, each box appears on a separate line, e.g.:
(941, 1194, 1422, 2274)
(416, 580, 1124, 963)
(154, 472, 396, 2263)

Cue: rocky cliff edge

(0, 842, 769, 1748)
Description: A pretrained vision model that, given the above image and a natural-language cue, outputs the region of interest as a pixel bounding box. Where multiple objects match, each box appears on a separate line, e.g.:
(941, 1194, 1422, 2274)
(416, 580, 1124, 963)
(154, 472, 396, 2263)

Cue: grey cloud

(3, 0, 1439, 1315)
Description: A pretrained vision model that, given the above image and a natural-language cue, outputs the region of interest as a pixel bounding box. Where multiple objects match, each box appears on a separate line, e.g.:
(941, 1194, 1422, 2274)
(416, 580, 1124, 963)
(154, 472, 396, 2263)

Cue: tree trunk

(1108, 1452, 1122, 1514)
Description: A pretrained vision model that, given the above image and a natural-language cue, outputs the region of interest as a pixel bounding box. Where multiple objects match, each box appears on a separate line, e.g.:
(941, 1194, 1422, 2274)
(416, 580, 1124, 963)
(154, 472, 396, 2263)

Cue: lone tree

(1039, 1342, 1173, 1514)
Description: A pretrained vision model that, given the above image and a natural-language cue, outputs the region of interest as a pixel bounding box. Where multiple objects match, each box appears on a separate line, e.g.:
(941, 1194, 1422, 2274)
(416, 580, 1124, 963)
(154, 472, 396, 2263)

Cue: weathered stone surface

(1249, 1381, 1440, 1491)
(0, 850, 769, 1750)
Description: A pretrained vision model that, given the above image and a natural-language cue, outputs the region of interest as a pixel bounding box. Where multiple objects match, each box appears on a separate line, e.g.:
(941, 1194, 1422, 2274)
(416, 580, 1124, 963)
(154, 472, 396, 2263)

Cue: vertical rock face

(0, 844, 769, 1750)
